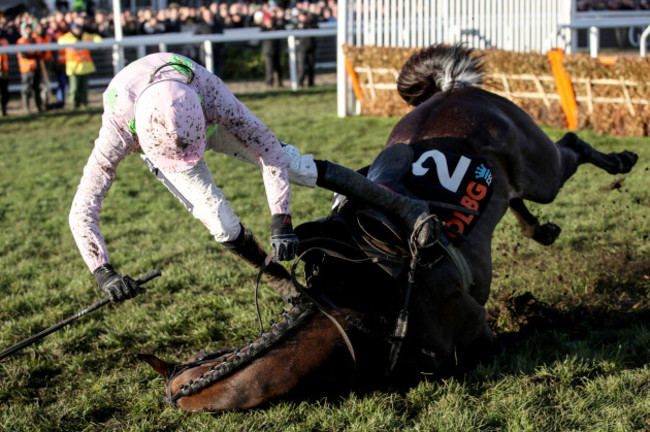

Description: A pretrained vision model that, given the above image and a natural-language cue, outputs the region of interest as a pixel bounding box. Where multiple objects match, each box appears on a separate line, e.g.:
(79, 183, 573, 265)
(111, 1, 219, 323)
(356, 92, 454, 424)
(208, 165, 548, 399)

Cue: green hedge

(222, 43, 289, 81)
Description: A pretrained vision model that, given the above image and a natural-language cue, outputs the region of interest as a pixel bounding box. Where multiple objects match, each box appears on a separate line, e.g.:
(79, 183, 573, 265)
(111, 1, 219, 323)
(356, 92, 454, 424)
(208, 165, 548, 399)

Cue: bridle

(162, 301, 317, 407)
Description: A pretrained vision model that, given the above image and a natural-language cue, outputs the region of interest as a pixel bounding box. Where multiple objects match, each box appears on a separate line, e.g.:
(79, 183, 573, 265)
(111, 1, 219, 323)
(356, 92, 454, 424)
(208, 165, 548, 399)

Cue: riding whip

(0, 268, 162, 361)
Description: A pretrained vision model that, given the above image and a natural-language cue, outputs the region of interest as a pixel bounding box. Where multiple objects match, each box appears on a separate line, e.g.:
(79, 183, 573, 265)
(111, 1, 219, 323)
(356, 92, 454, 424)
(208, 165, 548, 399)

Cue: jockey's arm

(69, 114, 135, 273)
(201, 73, 292, 217)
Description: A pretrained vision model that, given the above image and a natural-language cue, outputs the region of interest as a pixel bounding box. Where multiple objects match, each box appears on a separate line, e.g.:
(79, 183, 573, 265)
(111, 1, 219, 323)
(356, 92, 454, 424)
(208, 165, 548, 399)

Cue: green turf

(0, 87, 648, 431)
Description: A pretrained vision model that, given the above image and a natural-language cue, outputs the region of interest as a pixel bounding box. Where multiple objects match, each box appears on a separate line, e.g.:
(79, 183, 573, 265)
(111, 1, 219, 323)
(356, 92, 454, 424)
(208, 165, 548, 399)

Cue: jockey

(69, 52, 429, 305)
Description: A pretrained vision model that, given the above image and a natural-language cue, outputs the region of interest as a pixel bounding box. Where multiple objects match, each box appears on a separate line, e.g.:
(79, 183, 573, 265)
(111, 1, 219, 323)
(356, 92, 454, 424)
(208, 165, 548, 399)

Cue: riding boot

(223, 224, 301, 304)
(314, 159, 431, 245)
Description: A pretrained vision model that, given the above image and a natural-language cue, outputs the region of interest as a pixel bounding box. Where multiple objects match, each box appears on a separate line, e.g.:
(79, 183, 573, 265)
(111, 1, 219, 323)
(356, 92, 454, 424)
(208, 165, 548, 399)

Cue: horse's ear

(138, 353, 175, 380)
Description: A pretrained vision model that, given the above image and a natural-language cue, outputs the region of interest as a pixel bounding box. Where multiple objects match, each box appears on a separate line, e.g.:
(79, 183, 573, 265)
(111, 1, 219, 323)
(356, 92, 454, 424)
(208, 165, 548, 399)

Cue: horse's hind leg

(558, 132, 637, 176)
(510, 132, 636, 245)
(509, 198, 561, 245)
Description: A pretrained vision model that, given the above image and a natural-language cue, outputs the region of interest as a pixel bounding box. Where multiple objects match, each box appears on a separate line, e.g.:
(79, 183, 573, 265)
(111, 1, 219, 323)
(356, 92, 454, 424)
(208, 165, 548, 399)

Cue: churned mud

(487, 256, 650, 347)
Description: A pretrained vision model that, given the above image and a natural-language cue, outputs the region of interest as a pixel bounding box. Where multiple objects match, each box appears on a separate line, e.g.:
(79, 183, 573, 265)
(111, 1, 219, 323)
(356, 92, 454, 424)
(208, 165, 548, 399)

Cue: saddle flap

(295, 217, 368, 263)
(356, 208, 408, 258)
(295, 205, 409, 278)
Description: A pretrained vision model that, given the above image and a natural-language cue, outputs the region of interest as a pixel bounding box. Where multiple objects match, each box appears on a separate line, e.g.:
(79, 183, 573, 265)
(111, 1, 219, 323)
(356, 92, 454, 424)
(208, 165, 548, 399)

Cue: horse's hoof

(605, 151, 638, 174)
(617, 151, 638, 173)
(534, 223, 561, 246)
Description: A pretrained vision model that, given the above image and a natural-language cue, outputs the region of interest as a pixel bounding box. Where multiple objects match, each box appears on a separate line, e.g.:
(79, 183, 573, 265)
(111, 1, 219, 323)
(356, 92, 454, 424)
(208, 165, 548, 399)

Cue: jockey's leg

(142, 156, 299, 304)
(366, 143, 414, 194)
(222, 224, 300, 304)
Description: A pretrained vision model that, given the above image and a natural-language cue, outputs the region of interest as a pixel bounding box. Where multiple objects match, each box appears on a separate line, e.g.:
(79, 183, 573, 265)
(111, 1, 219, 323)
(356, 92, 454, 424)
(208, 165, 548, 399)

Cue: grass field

(0, 87, 648, 431)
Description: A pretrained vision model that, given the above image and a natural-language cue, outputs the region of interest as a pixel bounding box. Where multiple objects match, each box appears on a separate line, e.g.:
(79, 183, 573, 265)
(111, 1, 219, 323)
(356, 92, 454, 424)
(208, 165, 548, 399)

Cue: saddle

(296, 143, 442, 278)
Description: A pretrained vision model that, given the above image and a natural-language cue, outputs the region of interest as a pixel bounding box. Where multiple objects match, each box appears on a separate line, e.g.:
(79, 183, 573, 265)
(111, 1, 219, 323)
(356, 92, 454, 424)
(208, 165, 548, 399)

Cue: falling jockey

(68, 52, 430, 306)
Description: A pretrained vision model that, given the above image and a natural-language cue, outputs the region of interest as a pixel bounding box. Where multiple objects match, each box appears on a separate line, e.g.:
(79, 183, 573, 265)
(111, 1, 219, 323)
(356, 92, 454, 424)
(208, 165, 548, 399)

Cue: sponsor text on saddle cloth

(406, 141, 493, 239)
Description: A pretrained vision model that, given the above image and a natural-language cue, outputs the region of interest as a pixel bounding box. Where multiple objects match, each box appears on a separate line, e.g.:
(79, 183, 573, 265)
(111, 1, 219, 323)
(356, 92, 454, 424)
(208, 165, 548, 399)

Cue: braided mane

(164, 303, 316, 406)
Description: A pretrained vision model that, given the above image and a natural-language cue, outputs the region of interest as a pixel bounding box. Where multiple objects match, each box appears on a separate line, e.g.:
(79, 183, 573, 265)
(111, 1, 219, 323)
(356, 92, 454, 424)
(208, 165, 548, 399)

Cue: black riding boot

(314, 159, 431, 245)
(223, 224, 300, 304)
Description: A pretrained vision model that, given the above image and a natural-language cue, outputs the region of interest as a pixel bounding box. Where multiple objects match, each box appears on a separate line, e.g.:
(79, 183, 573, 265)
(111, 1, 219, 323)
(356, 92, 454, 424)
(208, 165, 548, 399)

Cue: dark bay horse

(140, 44, 637, 412)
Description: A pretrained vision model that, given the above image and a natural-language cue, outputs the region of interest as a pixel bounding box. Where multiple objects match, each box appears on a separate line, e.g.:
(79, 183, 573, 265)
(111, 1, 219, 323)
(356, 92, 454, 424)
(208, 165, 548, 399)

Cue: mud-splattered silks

(69, 52, 292, 272)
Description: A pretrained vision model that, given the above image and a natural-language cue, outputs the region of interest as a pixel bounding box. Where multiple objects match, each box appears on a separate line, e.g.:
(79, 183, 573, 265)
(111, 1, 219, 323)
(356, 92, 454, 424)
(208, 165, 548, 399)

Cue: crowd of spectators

(0, 1, 337, 44)
(577, 0, 650, 11)
(0, 1, 337, 114)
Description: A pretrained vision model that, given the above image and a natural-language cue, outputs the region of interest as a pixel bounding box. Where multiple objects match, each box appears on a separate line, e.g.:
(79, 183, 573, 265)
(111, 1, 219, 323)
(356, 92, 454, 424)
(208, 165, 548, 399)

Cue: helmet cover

(135, 80, 205, 173)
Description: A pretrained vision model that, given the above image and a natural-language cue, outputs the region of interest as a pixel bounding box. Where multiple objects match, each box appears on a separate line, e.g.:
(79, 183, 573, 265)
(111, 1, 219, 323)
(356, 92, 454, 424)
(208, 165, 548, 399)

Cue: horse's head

(138, 303, 352, 412)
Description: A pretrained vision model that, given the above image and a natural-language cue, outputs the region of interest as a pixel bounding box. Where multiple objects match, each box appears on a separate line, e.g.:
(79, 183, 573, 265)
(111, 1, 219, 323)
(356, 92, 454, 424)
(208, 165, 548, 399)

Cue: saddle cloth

(296, 139, 493, 278)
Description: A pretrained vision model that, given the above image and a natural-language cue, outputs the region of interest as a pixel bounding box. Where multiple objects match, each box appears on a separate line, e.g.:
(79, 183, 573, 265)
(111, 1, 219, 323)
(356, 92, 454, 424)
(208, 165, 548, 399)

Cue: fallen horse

(140, 43, 638, 412)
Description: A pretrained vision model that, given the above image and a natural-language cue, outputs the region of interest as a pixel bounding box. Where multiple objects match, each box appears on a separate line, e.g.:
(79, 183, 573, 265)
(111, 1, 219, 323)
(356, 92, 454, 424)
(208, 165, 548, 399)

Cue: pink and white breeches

(149, 157, 242, 243)
(144, 128, 317, 244)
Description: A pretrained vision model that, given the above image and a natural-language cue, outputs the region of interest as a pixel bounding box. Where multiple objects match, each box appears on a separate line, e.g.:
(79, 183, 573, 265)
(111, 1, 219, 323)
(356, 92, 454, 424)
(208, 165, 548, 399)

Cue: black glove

(270, 213, 299, 261)
(93, 264, 140, 303)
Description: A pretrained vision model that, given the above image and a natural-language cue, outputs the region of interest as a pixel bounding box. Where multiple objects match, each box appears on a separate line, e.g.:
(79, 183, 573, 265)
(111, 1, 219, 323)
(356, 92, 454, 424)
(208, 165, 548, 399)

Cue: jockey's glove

(93, 264, 140, 303)
(270, 213, 299, 261)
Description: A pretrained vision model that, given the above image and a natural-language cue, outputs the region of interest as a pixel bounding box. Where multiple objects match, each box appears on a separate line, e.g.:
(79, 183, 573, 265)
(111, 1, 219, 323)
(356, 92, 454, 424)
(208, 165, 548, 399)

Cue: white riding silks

(207, 126, 318, 188)
(160, 159, 242, 243)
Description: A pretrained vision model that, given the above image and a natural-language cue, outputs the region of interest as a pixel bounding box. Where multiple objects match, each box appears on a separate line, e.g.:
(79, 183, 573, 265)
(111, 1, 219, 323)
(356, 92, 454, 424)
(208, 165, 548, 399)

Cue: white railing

(561, 10, 650, 57)
(339, 0, 571, 52)
(336, 0, 573, 116)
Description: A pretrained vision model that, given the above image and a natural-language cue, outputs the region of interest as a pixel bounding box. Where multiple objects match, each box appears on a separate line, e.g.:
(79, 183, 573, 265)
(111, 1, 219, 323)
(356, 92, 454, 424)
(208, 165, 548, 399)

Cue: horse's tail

(397, 43, 484, 106)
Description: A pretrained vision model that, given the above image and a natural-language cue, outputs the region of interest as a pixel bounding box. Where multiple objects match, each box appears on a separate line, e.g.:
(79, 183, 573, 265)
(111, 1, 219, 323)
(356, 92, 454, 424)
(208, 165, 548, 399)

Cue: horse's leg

(512, 131, 637, 205)
(508, 132, 636, 244)
(509, 198, 561, 245)
(556, 132, 638, 179)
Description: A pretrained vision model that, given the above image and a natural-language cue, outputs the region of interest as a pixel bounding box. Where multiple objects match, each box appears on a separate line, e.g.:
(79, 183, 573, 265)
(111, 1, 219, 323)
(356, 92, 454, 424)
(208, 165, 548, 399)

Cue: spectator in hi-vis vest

(35, 22, 55, 109)
(58, 19, 101, 108)
(16, 22, 43, 113)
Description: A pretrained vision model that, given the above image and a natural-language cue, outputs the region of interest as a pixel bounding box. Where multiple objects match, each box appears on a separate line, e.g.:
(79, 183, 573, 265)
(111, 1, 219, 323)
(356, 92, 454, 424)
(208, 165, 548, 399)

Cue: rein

(289, 243, 385, 366)
(254, 252, 276, 335)
(289, 243, 394, 339)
